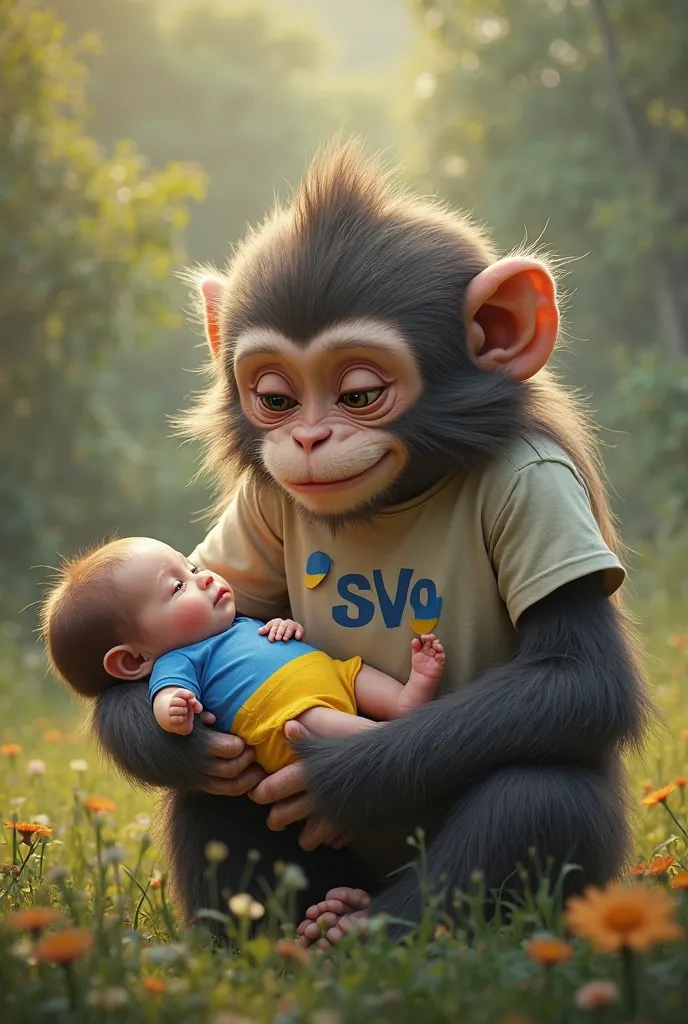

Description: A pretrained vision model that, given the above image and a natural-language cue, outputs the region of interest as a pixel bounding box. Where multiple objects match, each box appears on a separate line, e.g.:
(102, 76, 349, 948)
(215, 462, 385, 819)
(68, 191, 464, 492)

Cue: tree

(409, 0, 688, 566)
(0, 0, 204, 620)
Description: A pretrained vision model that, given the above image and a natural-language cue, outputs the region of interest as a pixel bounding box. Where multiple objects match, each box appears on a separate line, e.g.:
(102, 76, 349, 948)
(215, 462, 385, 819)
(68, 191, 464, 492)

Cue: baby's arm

(153, 687, 203, 736)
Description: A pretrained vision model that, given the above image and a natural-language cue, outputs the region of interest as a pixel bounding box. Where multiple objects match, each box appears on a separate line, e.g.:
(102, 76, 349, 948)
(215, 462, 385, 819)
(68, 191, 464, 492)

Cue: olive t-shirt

(189, 435, 625, 693)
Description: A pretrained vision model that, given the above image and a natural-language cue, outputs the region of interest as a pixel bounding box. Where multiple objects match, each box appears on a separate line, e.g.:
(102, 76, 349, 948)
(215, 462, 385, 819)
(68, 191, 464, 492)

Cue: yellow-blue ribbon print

(305, 550, 331, 589)
(409, 585, 442, 635)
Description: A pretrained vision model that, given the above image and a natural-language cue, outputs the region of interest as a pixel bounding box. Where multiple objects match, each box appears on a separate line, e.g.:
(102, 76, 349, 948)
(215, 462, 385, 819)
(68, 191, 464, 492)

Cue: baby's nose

(199, 572, 214, 589)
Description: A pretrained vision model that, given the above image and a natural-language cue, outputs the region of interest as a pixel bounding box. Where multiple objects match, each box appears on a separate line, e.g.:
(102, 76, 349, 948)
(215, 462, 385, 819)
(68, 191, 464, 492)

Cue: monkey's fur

(90, 141, 650, 929)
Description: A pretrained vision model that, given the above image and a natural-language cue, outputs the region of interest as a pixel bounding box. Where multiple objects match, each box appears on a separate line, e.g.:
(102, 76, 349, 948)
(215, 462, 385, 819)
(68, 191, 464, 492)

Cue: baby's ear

(104, 646, 153, 681)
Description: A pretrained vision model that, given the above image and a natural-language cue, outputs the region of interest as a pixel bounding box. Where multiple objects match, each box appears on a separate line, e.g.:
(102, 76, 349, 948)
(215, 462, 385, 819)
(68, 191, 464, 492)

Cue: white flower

(69, 759, 88, 773)
(280, 863, 308, 891)
(134, 813, 151, 828)
(205, 840, 229, 863)
(27, 759, 46, 775)
(574, 980, 619, 1010)
(34, 814, 50, 827)
(228, 893, 265, 919)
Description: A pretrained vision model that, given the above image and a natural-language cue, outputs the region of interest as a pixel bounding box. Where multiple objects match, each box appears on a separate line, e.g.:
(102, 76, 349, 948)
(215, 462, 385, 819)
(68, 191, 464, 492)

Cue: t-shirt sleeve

(486, 457, 626, 626)
(188, 474, 289, 620)
(149, 652, 201, 705)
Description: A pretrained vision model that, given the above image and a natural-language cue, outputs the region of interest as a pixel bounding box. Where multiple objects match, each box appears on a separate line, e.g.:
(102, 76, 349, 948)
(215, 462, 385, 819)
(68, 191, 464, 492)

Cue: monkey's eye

(258, 394, 298, 412)
(339, 388, 384, 409)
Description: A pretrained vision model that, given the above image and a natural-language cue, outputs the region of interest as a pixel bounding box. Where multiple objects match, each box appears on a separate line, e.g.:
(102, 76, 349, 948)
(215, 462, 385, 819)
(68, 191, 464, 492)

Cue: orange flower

(681, 728, 688, 740)
(629, 863, 648, 877)
(4, 821, 52, 844)
(142, 977, 166, 994)
(564, 882, 683, 953)
(645, 855, 677, 876)
(1, 743, 21, 757)
(34, 927, 93, 965)
(673, 775, 688, 788)
(83, 796, 116, 815)
(527, 937, 573, 966)
(641, 779, 654, 796)
(670, 633, 688, 648)
(642, 784, 676, 807)
(671, 871, 688, 890)
(6, 907, 61, 934)
(43, 729, 62, 743)
(275, 939, 310, 966)
(149, 879, 162, 889)
(498, 1018, 534, 1024)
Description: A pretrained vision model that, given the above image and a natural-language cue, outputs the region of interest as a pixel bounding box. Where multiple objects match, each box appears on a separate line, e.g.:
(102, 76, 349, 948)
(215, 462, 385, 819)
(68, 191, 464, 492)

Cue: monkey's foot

(296, 887, 370, 949)
(399, 634, 445, 711)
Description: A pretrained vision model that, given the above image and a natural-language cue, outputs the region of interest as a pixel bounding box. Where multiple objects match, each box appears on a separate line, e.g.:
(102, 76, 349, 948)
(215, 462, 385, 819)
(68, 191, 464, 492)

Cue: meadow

(0, 598, 687, 1024)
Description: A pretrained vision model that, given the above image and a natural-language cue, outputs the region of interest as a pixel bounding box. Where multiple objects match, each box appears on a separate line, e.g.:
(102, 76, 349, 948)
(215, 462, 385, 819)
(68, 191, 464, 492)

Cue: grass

(1, 608, 687, 1023)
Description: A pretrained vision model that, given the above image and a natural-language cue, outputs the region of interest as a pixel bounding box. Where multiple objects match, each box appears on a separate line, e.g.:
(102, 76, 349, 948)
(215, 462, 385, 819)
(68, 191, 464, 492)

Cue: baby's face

(120, 539, 236, 658)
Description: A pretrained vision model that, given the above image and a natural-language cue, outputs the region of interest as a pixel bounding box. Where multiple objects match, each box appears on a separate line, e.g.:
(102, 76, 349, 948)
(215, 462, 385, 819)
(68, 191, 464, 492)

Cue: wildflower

(574, 980, 619, 1010)
(671, 871, 688, 890)
(681, 728, 688, 740)
(4, 821, 52, 844)
(34, 927, 93, 964)
(1, 743, 21, 757)
(564, 882, 683, 953)
(642, 784, 676, 807)
(275, 939, 309, 966)
(498, 1017, 534, 1024)
(34, 815, 50, 827)
(102, 845, 126, 865)
(142, 977, 166, 994)
(670, 633, 688, 648)
(645, 854, 677, 876)
(228, 893, 265, 919)
(83, 795, 116, 815)
(43, 729, 62, 743)
(149, 878, 162, 889)
(527, 937, 573, 966)
(6, 907, 61, 934)
(673, 775, 688, 788)
(27, 759, 46, 775)
(205, 840, 229, 863)
(641, 779, 654, 795)
(280, 863, 308, 891)
(69, 759, 88, 773)
(629, 863, 647, 877)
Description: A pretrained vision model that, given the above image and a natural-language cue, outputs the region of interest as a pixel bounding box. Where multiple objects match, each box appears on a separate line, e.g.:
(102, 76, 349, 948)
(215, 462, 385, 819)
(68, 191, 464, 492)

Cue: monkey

(89, 139, 650, 938)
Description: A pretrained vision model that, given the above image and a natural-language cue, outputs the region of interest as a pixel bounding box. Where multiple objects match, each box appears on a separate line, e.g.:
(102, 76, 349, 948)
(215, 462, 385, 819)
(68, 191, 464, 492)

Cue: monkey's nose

(291, 424, 332, 453)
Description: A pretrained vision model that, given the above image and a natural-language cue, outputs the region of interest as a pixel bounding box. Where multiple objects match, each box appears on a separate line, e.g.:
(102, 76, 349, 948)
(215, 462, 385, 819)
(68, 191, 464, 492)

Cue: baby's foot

(296, 887, 370, 950)
(398, 634, 445, 713)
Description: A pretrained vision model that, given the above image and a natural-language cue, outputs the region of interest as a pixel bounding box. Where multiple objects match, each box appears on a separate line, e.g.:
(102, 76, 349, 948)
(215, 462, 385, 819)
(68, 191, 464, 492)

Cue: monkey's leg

(367, 761, 628, 933)
(159, 790, 372, 929)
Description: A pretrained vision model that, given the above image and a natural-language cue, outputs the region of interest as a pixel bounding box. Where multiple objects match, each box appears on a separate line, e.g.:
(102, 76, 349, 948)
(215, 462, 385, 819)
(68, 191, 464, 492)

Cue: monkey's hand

(258, 618, 305, 642)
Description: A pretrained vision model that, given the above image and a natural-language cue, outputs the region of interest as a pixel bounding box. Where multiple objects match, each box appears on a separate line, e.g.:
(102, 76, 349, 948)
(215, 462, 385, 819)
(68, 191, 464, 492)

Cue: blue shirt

(148, 616, 318, 733)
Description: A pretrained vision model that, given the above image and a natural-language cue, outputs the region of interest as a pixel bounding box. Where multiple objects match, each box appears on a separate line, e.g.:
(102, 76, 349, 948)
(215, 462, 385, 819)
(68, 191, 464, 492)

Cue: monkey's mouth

(287, 453, 392, 494)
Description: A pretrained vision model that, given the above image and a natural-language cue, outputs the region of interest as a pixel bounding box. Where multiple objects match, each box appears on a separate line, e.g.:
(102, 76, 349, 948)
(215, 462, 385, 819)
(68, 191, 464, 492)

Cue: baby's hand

(166, 688, 203, 736)
(259, 618, 305, 642)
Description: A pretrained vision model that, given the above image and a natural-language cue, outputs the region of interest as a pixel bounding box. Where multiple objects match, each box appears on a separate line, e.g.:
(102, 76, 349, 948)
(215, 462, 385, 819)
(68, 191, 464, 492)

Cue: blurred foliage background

(1, 0, 687, 702)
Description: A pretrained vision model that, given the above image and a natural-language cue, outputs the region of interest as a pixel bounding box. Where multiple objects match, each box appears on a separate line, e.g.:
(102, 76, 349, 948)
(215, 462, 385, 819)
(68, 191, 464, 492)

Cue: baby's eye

(189, 564, 199, 574)
(173, 580, 185, 594)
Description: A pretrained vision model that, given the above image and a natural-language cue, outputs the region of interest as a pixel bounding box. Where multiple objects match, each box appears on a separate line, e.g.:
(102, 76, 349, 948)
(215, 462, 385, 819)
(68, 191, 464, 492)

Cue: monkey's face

(233, 319, 421, 515)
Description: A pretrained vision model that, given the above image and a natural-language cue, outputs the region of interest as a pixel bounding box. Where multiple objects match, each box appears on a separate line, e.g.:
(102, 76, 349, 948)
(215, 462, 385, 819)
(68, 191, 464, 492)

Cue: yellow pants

(231, 651, 362, 773)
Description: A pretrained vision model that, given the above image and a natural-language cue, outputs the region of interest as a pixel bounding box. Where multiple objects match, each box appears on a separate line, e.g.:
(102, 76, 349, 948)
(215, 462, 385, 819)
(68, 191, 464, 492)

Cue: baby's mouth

(213, 586, 231, 608)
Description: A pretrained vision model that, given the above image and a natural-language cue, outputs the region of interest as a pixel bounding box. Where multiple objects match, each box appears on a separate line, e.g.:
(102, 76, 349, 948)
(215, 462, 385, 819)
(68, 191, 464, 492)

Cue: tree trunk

(590, 0, 687, 356)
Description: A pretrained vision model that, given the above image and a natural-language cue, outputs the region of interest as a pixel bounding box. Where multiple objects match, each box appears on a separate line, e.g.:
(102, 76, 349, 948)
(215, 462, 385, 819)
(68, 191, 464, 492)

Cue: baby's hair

(40, 538, 139, 698)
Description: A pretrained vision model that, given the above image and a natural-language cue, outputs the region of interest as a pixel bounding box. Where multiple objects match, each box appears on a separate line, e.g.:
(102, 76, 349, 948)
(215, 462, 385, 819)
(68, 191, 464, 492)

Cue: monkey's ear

(103, 645, 154, 682)
(463, 258, 559, 381)
(198, 275, 225, 359)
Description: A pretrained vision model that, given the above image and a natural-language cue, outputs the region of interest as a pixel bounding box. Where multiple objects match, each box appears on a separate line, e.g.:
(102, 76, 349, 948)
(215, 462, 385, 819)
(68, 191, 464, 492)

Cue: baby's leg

(354, 634, 445, 720)
(295, 705, 379, 739)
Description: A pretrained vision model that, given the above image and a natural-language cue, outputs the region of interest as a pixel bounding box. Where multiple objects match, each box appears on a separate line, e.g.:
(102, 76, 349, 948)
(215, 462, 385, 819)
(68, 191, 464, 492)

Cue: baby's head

(41, 538, 236, 697)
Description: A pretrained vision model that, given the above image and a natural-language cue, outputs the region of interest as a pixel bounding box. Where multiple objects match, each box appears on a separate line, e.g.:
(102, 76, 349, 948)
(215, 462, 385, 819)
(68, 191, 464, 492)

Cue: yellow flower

(671, 871, 688, 890)
(6, 907, 61, 934)
(4, 821, 52, 844)
(228, 893, 265, 919)
(526, 937, 573, 966)
(564, 882, 683, 953)
(1, 743, 22, 757)
(83, 795, 116, 814)
(574, 980, 619, 1010)
(34, 927, 93, 964)
(642, 784, 676, 807)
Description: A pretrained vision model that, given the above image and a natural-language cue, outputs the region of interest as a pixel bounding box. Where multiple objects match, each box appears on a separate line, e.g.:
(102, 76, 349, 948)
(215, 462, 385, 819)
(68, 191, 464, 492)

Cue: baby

(42, 537, 445, 773)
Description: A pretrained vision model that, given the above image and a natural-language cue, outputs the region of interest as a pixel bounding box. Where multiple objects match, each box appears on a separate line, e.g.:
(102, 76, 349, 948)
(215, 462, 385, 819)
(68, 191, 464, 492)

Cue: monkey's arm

(89, 681, 262, 793)
(300, 574, 651, 832)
